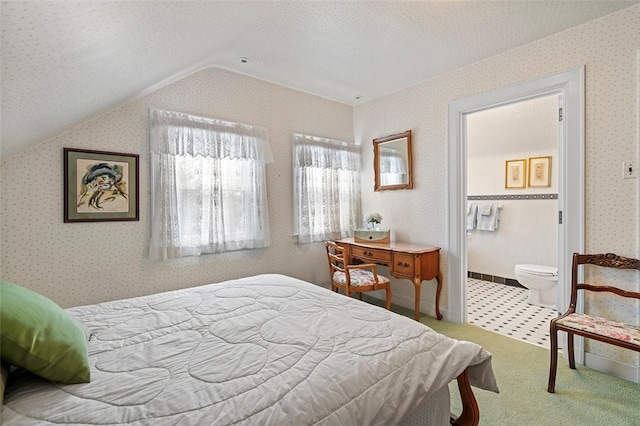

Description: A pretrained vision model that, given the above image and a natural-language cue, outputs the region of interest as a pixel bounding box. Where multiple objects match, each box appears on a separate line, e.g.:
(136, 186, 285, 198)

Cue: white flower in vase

(364, 212, 382, 230)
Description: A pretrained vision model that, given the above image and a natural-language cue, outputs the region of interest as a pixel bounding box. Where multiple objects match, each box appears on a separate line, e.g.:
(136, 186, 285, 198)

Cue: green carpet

(365, 297, 640, 425)
(420, 315, 640, 426)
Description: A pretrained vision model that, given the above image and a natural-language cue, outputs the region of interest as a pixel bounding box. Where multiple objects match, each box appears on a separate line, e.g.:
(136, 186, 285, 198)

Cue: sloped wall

(0, 67, 353, 307)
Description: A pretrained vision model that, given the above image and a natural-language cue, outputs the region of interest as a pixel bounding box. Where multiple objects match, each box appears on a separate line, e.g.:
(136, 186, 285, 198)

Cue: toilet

(514, 264, 558, 309)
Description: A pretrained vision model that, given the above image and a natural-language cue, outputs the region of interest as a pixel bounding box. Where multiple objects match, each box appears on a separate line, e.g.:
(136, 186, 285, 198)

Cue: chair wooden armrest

(345, 262, 380, 277)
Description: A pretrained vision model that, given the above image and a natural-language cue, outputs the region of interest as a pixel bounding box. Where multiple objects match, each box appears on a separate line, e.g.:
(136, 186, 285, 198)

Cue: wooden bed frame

(451, 369, 481, 426)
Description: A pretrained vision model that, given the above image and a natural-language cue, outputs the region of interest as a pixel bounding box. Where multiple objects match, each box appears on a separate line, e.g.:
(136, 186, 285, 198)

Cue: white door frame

(447, 67, 585, 357)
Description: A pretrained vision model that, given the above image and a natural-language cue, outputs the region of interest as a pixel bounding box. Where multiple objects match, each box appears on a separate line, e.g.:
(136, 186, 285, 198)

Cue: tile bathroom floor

(466, 277, 558, 348)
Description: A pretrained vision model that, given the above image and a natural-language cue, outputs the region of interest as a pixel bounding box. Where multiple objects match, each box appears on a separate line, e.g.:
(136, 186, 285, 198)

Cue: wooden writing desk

(335, 238, 442, 321)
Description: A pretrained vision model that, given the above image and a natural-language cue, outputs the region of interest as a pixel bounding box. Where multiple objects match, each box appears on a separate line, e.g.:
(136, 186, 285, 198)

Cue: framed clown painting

(64, 148, 139, 222)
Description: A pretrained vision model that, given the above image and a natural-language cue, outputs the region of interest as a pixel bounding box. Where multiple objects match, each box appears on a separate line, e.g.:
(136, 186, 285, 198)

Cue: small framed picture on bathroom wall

(528, 156, 552, 187)
(505, 158, 526, 189)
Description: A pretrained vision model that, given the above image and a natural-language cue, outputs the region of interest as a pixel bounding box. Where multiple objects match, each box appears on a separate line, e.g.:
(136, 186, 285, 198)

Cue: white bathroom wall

(467, 95, 559, 279)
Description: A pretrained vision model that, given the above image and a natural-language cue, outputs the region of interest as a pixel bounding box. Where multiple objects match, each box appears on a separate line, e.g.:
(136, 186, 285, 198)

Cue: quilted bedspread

(2, 274, 498, 425)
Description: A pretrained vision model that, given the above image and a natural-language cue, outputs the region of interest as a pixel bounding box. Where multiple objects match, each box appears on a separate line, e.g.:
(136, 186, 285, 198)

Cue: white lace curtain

(149, 109, 273, 260)
(293, 133, 361, 243)
(379, 148, 407, 186)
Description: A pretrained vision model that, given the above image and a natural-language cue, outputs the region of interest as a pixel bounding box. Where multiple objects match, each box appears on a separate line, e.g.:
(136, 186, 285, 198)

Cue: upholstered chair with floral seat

(325, 241, 392, 310)
(547, 252, 640, 393)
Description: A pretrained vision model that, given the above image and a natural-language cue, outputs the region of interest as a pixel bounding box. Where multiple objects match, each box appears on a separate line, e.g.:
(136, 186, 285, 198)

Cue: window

(149, 109, 272, 260)
(293, 133, 361, 243)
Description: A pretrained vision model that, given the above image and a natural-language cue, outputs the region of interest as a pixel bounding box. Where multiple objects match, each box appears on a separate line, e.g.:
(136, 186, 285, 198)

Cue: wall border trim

(467, 194, 558, 200)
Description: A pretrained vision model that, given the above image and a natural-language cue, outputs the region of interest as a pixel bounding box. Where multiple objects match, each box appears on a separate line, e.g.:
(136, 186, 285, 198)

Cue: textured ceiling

(1, 1, 637, 160)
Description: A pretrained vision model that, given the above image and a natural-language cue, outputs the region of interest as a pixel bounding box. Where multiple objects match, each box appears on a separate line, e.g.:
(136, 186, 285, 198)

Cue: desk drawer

(351, 246, 391, 262)
(393, 253, 415, 276)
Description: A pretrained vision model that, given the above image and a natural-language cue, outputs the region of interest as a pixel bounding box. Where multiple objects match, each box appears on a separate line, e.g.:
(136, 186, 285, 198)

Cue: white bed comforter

(2, 274, 498, 425)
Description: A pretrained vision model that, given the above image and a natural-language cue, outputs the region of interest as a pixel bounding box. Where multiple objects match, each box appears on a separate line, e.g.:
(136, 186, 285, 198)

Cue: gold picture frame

(64, 148, 139, 222)
(505, 159, 526, 189)
(373, 130, 413, 191)
(528, 156, 552, 187)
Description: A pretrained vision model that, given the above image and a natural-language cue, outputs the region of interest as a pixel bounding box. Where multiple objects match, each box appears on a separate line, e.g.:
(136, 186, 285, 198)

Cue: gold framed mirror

(373, 130, 413, 191)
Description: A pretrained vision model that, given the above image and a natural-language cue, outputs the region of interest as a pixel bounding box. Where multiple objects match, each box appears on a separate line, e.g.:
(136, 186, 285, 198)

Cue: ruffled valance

(150, 109, 273, 163)
(379, 150, 407, 174)
(293, 133, 360, 171)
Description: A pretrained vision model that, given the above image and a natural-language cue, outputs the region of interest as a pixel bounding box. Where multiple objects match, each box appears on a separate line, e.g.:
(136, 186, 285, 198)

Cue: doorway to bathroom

(447, 67, 585, 352)
(465, 94, 560, 347)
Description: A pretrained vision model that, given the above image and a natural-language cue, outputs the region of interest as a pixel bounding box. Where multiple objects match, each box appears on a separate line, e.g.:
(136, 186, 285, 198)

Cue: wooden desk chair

(548, 252, 640, 393)
(325, 241, 392, 310)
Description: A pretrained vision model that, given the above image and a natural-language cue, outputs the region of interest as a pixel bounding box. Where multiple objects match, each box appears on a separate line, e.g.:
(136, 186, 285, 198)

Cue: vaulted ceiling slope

(1, 1, 637, 160)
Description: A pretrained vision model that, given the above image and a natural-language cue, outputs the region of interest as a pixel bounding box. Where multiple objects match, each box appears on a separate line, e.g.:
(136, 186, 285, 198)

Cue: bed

(1, 274, 498, 425)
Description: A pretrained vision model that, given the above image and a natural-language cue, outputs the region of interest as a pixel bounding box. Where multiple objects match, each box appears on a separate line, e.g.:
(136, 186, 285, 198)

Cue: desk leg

(413, 275, 443, 321)
(413, 278, 421, 321)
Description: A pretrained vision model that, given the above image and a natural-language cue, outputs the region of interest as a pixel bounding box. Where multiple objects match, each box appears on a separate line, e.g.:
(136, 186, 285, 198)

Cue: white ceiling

(1, 1, 637, 160)
(467, 93, 559, 158)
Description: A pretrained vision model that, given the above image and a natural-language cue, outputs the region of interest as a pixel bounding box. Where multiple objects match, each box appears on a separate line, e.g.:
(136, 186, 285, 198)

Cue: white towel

(476, 204, 499, 231)
(467, 204, 477, 230)
(478, 204, 492, 216)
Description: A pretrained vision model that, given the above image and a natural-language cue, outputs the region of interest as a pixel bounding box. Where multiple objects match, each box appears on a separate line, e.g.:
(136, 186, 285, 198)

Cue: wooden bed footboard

(449, 369, 480, 426)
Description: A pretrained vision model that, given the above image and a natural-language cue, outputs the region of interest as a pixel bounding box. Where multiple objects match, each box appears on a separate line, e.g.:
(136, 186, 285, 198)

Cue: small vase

(367, 222, 380, 230)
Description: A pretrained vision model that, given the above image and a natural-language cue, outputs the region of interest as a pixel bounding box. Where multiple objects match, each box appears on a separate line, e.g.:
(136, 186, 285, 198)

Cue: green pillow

(0, 281, 90, 384)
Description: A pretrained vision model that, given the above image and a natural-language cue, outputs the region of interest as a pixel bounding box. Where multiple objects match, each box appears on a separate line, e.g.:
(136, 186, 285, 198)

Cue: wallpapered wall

(0, 67, 353, 308)
(355, 6, 639, 375)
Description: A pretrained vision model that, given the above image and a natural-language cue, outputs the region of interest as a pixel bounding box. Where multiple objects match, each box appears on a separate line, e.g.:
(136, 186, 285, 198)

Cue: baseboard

(364, 291, 445, 320)
(584, 352, 639, 384)
(468, 271, 525, 289)
(365, 291, 416, 312)
(386, 291, 416, 312)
